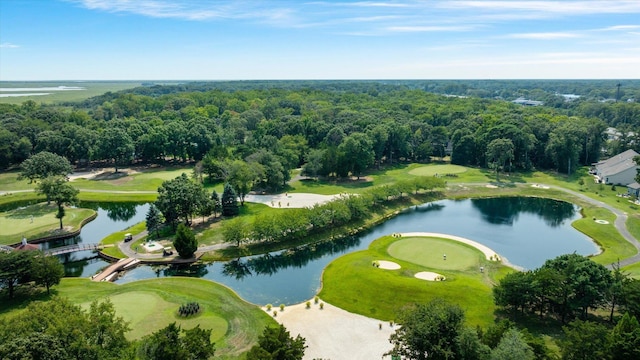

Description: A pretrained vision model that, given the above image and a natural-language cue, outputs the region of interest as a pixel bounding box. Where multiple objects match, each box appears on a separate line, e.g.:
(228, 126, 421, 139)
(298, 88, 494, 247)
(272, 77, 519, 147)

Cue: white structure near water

(594, 149, 639, 185)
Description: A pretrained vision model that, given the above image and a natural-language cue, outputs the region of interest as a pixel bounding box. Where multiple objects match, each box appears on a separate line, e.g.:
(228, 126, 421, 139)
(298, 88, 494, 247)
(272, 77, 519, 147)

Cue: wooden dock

(91, 258, 140, 282)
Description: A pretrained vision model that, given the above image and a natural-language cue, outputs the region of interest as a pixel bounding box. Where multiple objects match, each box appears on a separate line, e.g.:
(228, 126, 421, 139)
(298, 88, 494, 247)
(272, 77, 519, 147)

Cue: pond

(44, 202, 149, 277)
(116, 197, 599, 306)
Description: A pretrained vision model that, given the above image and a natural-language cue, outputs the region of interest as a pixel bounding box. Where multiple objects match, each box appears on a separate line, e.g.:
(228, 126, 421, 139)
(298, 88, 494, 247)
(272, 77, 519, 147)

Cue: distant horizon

(2, 1, 639, 80)
(1, 78, 639, 82)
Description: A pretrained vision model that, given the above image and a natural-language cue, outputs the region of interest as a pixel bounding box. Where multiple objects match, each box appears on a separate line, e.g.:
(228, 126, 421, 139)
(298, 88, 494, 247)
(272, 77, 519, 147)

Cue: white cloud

(598, 25, 640, 31)
(442, 1, 640, 15)
(387, 25, 475, 32)
(72, 0, 294, 22)
(507, 32, 581, 39)
(0, 43, 20, 48)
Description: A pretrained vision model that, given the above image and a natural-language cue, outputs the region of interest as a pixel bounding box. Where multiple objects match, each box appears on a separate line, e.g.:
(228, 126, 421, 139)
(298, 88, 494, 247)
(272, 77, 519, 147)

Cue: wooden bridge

(44, 243, 106, 256)
(91, 257, 140, 282)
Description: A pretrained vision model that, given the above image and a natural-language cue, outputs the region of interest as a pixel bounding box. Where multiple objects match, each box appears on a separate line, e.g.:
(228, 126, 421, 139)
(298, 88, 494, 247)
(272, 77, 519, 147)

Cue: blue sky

(1, 0, 639, 80)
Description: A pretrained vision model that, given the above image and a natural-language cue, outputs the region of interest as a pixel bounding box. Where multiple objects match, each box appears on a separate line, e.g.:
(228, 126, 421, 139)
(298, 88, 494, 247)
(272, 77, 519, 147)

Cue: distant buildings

(593, 149, 639, 185)
(512, 98, 544, 106)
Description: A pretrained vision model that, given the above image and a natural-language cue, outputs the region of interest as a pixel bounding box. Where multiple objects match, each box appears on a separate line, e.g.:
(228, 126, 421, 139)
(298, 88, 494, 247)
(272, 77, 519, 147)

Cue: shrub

(178, 302, 201, 317)
(306, 301, 311, 309)
(273, 311, 277, 317)
(314, 296, 319, 304)
(266, 304, 272, 311)
(279, 304, 285, 311)
(319, 302, 324, 310)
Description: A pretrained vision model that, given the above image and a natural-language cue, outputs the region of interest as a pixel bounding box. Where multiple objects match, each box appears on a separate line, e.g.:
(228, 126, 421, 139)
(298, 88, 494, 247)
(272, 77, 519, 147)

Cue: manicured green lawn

(573, 207, 638, 265)
(0, 203, 96, 245)
(50, 277, 275, 359)
(388, 237, 482, 271)
(319, 235, 511, 327)
(408, 164, 468, 176)
(622, 262, 640, 279)
(0, 172, 35, 191)
(72, 167, 190, 191)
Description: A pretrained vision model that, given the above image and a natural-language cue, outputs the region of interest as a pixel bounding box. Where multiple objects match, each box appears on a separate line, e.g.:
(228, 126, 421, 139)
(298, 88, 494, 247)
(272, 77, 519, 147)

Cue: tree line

(2, 83, 639, 178)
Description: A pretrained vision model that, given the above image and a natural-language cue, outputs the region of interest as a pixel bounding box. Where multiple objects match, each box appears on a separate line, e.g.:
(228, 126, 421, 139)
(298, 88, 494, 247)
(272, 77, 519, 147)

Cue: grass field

(319, 235, 511, 327)
(0, 203, 96, 245)
(388, 236, 482, 271)
(23, 277, 276, 359)
(408, 164, 468, 176)
(0, 81, 144, 105)
(99, 222, 147, 258)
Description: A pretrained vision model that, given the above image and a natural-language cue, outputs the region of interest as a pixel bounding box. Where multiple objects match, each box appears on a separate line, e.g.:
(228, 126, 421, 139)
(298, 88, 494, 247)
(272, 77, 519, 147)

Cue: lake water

(114, 197, 598, 306)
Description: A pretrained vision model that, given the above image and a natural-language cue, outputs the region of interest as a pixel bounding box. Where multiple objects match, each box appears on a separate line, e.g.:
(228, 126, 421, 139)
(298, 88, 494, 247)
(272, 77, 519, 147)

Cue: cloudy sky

(1, 0, 639, 80)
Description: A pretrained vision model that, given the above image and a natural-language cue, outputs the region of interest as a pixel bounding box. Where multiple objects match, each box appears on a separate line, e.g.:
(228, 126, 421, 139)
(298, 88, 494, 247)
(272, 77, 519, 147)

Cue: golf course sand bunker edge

(415, 272, 445, 281)
(377, 260, 401, 270)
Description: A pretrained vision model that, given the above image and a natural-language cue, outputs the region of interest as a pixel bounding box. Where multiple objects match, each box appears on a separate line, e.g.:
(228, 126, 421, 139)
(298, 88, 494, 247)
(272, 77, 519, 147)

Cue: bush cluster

(178, 302, 201, 317)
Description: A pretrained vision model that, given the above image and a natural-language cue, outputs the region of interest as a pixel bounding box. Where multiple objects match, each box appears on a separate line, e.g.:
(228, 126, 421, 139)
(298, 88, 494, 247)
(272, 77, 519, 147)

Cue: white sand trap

(415, 272, 444, 281)
(595, 219, 610, 224)
(377, 260, 401, 270)
(531, 184, 550, 189)
(485, 184, 498, 188)
(268, 299, 396, 360)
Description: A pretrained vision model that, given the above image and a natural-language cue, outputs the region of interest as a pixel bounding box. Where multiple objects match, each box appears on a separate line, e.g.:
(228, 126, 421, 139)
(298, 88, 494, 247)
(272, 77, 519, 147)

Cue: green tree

(36, 176, 79, 229)
(338, 132, 374, 179)
(490, 328, 535, 360)
(0, 297, 131, 360)
(561, 320, 610, 360)
(0, 250, 35, 299)
(227, 159, 259, 205)
(97, 127, 134, 172)
(19, 151, 73, 183)
(0, 333, 69, 360)
(145, 203, 163, 239)
(388, 298, 484, 360)
(173, 223, 198, 258)
(246, 324, 306, 360)
(222, 182, 239, 216)
(634, 156, 640, 183)
(138, 323, 215, 360)
(155, 173, 209, 226)
(486, 138, 515, 182)
(211, 190, 222, 218)
(222, 217, 248, 247)
(609, 313, 640, 360)
(301, 148, 325, 178)
(546, 121, 582, 175)
(31, 254, 64, 294)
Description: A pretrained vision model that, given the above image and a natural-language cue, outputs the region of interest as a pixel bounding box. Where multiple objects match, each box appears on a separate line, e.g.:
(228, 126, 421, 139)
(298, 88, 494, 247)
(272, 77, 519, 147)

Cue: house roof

(629, 182, 640, 190)
(595, 149, 639, 177)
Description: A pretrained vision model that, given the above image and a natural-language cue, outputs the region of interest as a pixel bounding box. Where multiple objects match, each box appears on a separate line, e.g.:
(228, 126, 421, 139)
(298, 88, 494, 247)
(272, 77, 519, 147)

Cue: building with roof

(512, 98, 544, 106)
(594, 149, 639, 185)
(628, 182, 640, 198)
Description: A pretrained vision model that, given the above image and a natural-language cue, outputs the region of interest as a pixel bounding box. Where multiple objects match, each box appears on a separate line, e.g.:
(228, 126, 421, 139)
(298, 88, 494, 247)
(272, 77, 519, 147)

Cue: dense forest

(1, 80, 639, 186)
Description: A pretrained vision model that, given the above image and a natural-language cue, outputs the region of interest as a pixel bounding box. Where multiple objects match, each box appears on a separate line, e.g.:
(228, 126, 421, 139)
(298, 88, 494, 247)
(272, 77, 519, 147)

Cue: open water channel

(44, 197, 599, 306)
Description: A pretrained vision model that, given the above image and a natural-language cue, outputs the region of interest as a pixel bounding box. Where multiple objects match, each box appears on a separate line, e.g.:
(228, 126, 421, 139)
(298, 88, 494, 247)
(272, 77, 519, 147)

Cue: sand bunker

(595, 219, 610, 224)
(415, 272, 445, 281)
(269, 299, 397, 360)
(485, 184, 498, 188)
(531, 184, 550, 189)
(376, 260, 401, 270)
(244, 193, 340, 208)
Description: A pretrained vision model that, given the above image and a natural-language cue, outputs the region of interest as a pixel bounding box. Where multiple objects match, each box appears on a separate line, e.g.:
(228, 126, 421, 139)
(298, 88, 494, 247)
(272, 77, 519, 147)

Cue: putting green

(408, 164, 467, 176)
(0, 204, 95, 245)
(99, 291, 227, 341)
(387, 237, 481, 271)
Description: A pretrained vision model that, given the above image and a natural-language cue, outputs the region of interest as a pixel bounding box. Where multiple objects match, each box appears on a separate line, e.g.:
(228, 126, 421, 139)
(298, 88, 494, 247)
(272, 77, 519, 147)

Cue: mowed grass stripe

(387, 236, 482, 271)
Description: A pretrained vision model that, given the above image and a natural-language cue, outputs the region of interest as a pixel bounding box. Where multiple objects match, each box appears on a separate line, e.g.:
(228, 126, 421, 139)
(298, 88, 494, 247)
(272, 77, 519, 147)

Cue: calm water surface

(116, 197, 598, 305)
